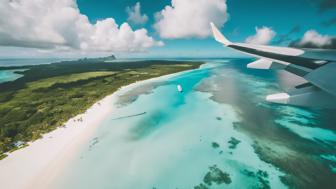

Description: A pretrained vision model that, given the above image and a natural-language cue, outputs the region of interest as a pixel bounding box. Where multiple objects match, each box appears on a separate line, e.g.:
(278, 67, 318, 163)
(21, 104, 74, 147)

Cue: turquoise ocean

(46, 59, 336, 189)
(1, 58, 335, 188)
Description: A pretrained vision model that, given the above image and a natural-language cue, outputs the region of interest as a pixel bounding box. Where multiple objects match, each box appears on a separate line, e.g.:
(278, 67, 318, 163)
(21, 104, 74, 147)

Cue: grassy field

(26, 71, 117, 90)
(0, 60, 203, 159)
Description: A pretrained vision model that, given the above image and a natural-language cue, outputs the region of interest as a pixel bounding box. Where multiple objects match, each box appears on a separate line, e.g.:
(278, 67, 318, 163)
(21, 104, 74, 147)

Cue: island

(0, 59, 203, 159)
(77, 54, 117, 62)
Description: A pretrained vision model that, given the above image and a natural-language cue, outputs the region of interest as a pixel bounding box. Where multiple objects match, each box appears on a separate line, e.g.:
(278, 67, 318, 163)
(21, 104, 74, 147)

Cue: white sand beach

(0, 72, 185, 189)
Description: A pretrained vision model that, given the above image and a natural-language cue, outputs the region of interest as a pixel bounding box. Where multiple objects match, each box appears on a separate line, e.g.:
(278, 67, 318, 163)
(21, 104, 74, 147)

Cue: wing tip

(210, 22, 232, 46)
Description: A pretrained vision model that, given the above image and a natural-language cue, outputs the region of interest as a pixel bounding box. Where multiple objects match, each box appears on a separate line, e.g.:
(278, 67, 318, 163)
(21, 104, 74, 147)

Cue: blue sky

(0, 0, 335, 58)
(77, 0, 336, 57)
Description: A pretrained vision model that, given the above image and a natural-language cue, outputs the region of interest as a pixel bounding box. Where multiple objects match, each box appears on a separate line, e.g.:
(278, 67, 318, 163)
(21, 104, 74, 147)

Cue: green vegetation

(26, 71, 116, 90)
(0, 60, 203, 157)
(0, 154, 7, 160)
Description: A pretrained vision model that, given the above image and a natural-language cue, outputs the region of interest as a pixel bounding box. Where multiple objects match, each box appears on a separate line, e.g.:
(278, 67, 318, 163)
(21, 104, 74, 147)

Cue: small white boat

(177, 84, 183, 93)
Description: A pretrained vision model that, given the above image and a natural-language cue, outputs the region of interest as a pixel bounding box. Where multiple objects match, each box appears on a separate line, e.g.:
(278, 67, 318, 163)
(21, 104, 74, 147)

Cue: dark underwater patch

(211, 142, 220, 149)
(228, 137, 241, 149)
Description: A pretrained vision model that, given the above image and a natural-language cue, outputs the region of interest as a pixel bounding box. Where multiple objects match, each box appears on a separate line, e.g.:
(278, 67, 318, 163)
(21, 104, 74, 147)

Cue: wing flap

(247, 59, 287, 69)
(304, 63, 336, 97)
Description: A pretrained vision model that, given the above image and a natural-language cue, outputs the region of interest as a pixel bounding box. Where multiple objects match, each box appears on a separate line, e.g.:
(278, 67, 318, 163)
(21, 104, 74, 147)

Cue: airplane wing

(210, 23, 336, 108)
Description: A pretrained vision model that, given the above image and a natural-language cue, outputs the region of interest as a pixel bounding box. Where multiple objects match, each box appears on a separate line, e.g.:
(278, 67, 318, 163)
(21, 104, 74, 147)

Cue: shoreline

(0, 68, 197, 189)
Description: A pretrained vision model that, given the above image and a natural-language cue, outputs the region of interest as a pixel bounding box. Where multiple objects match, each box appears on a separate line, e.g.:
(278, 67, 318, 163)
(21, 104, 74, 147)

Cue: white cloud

(0, 0, 162, 53)
(126, 2, 148, 25)
(154, 0, 228, 39)
(299, 30, 332, 47)
(245, 27, 276, 45)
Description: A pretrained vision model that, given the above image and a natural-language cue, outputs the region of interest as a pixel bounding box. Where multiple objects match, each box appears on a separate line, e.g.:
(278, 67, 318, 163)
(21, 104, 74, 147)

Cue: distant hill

(78, 55, 116, 62)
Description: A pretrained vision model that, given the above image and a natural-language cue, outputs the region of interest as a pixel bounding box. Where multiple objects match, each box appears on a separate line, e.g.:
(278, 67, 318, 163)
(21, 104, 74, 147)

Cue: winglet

(210, 22, 232, 46)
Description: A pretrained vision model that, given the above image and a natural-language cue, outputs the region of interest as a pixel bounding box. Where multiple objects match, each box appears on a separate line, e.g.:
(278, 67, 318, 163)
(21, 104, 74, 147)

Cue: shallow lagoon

(0, 69, 24, 83)
(53, 59, 336, 189)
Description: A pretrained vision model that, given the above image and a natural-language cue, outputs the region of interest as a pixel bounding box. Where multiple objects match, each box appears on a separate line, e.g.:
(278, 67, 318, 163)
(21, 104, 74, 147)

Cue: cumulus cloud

(245, 27, 276, 45)
(153, 0, 228, 39)
(126, 2, 148, 26)
(290, 30, 336, 49)
(0, 0, 162, 52)
(299, 30, 332, 47)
